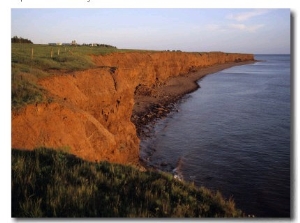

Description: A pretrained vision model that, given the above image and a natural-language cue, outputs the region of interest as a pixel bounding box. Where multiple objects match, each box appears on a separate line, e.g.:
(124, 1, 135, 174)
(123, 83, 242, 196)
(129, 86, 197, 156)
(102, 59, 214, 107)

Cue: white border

(3, 1, 297, 223)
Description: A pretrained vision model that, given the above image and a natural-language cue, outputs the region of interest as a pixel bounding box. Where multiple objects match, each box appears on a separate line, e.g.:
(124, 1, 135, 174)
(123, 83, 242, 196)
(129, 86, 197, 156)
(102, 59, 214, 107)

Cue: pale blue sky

(11, 8, 290, 54)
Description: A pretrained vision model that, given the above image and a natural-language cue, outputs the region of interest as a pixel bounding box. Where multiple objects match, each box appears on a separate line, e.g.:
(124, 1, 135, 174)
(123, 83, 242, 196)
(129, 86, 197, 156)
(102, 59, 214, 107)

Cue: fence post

(51, 48, 53, 58)
(31, 47, 33, 59)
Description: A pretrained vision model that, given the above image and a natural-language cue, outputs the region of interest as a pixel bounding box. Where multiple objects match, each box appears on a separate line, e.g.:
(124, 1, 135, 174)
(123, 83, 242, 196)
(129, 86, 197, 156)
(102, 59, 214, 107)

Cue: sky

(11, 8, 290, 54)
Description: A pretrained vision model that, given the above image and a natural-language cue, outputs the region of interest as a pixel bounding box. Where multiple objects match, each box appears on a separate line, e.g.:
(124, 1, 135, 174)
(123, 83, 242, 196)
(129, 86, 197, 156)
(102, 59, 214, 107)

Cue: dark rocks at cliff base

(131, 102, 177, 138)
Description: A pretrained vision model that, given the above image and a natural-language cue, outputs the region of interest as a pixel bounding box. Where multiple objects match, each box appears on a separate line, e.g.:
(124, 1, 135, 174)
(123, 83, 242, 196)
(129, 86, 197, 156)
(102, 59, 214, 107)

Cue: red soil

(12, 51, 254, 165)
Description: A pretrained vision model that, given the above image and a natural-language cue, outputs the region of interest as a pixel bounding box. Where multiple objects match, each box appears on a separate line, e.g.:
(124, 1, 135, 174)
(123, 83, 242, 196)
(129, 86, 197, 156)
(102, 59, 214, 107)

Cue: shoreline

(131, 60, 256, 169)
(132, 60, 256, 138)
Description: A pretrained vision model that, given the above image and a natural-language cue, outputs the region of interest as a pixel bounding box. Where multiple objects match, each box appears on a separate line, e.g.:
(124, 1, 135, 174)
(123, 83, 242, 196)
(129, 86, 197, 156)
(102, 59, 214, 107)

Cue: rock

(160, 162, 168, 166)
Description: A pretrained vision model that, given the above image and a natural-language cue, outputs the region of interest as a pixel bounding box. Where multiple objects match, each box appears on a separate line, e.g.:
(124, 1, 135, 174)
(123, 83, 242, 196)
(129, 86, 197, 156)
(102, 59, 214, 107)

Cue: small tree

(11, 36, 33, 44)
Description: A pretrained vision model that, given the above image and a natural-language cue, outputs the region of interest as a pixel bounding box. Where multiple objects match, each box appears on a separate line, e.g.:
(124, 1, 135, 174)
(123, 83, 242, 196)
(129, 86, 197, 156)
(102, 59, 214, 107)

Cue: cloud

(229, 23, 265, 32)
(227, 9, 270, 22)
(205, 22, 264, 33)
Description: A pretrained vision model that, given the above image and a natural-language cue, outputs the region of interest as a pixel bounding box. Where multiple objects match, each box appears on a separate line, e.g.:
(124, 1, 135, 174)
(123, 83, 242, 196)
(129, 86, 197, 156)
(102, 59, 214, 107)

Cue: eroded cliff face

(12, 51, 254, 164)
(92, 52, 254, 88)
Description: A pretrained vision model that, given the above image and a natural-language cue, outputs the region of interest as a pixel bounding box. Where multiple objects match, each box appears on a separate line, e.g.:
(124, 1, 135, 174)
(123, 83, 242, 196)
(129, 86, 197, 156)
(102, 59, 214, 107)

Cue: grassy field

(11, 43, 139, 110)
(12, 148, 245, 217)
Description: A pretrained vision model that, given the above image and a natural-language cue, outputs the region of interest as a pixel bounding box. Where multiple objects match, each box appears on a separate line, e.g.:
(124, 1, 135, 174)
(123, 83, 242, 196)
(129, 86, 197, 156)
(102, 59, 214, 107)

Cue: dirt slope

(12, 51, 254, 164)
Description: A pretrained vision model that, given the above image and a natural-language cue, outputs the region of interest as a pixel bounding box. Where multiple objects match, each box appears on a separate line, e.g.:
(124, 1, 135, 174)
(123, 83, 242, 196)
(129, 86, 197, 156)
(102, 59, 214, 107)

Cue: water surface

(140, 55, 290, 217)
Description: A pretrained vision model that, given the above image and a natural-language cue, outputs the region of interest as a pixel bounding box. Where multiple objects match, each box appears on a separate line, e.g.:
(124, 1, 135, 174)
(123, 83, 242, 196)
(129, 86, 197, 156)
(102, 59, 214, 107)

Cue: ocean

(140, 54, 291, 217)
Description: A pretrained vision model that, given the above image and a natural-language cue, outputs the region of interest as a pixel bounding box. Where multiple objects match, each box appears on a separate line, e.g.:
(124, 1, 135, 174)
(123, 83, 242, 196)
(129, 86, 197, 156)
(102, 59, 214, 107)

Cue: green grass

(11, 43, 142, 110)
(11, 43, 154, 73)
(12, 148, 245, 218)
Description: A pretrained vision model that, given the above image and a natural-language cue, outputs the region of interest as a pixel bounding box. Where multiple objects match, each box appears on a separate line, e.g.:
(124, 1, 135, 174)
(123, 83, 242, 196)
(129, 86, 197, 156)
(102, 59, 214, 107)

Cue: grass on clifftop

(12, 148, 244, 217)
(11, 43, 133, 110)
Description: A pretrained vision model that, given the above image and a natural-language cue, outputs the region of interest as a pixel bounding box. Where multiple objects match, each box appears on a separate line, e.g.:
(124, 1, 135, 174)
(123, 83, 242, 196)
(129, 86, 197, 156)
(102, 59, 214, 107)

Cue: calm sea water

(140, 55, 291, 217)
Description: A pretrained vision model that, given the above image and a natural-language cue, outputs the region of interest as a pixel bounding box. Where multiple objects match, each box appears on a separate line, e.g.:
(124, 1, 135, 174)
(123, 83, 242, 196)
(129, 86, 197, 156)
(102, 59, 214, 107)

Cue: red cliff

(12, 51, 254, 164)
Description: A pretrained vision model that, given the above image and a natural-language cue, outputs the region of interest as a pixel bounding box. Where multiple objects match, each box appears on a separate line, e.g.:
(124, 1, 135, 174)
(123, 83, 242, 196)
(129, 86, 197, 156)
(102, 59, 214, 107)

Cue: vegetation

(82, 43, 117, 48)
(11, 43, 131, 110)
(12, 148, 244, 218)
(11, 36, 33, 44)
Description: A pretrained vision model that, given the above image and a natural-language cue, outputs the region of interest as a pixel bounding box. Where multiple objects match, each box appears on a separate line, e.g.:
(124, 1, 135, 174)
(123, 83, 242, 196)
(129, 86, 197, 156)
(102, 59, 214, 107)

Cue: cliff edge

(12, 51, 254, 165)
